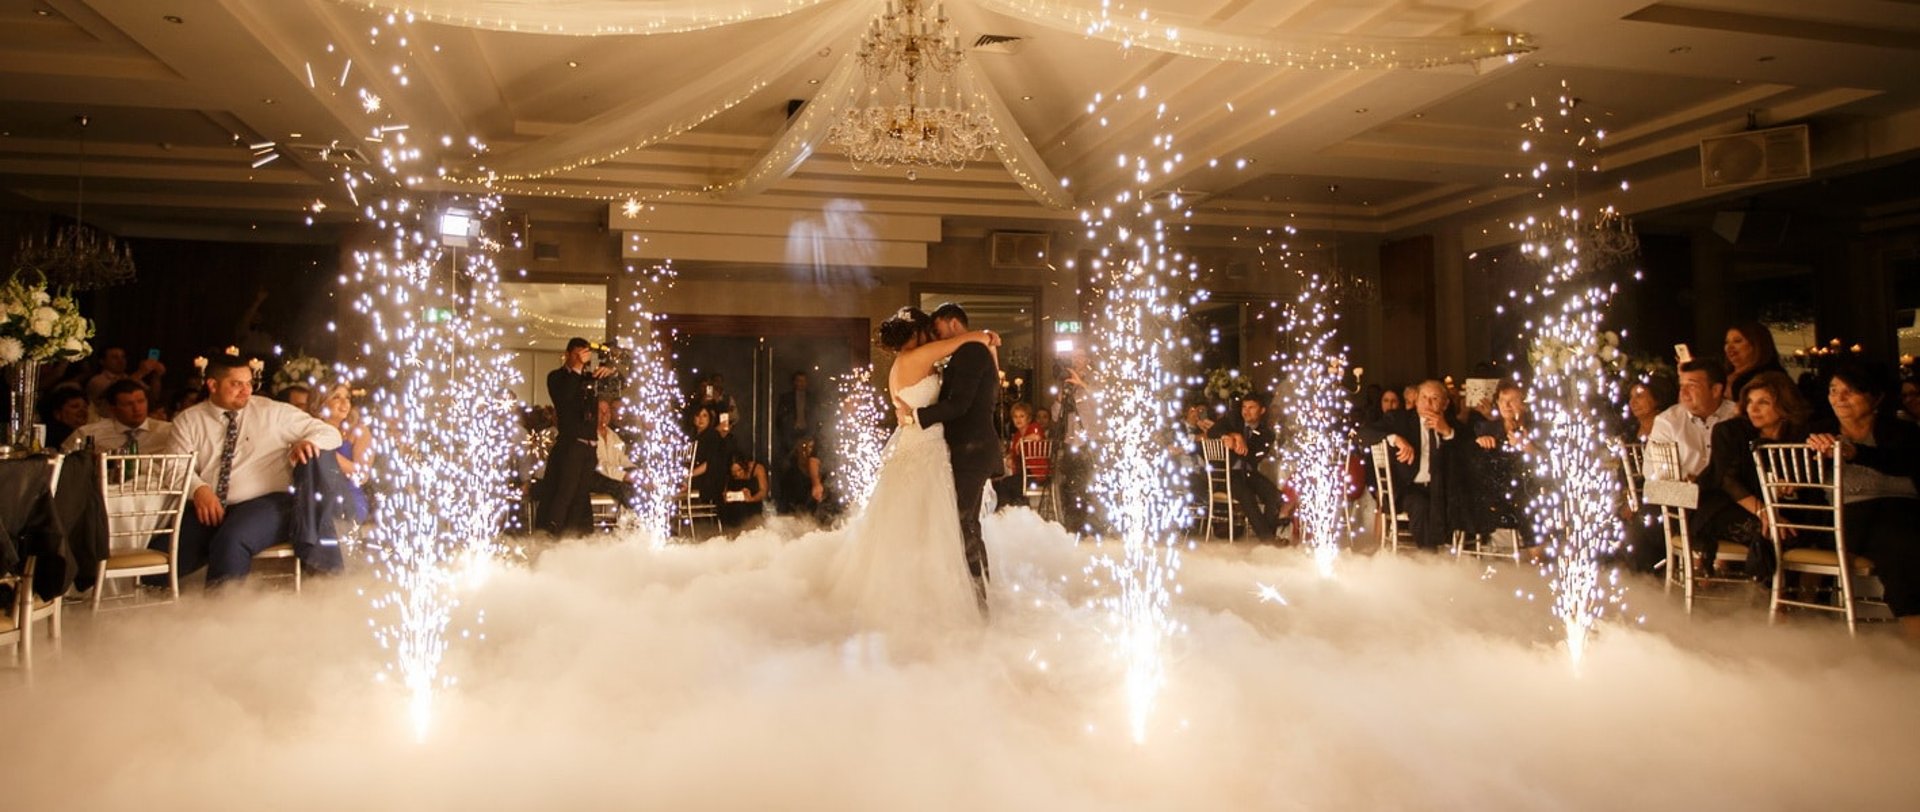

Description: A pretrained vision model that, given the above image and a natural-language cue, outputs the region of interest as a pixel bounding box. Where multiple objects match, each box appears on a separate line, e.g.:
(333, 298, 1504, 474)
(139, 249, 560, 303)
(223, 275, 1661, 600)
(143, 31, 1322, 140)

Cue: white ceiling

(2, 0, 1918, 247)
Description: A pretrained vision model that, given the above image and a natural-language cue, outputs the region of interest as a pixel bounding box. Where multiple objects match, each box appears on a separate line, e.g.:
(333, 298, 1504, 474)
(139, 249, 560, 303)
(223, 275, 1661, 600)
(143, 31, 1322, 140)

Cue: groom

(914, 302, 1004, 616)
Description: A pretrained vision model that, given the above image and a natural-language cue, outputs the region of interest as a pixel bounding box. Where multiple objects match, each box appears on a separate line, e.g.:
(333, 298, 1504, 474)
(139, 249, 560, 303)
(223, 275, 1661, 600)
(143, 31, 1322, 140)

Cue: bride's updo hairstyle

(877, 306, 933, 351)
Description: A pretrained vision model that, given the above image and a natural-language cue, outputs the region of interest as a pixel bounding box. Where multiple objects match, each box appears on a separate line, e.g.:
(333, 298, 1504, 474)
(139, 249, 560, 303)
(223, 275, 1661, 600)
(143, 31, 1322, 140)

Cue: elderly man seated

(61, 379, 173, 454)
(150, 353, 341, 588)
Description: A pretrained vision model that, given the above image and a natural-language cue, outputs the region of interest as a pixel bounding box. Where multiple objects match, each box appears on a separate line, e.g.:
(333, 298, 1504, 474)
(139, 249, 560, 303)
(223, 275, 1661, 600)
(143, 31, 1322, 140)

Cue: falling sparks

(1078, 94, 1194, 743)
(1511, 81, 1633, 663)
(1274, 274, 1351, 577)
(610, 261, 687, 544)
(830, 366, 888, 516)
(324, 15, 519, 739)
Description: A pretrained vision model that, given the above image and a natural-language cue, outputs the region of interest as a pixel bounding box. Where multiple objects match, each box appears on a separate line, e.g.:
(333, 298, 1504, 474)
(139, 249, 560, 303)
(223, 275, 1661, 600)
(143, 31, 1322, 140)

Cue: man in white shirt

(588, 398, 633, 502)
(61, 379, 173, 453)
(150, 354, 341, 587)
(1646, 359, 1739, 481)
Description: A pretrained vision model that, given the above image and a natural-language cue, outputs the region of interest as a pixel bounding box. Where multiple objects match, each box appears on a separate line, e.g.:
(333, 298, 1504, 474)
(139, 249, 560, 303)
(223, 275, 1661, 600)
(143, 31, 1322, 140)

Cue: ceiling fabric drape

(969, 0, 1533, 69)
(478, 0, 871, 180)
(328, 0, 841, 35)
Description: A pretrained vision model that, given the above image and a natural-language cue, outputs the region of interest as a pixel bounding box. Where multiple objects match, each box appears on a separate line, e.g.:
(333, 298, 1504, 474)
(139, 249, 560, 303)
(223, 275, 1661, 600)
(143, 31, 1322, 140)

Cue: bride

(829, 307, 999, 634)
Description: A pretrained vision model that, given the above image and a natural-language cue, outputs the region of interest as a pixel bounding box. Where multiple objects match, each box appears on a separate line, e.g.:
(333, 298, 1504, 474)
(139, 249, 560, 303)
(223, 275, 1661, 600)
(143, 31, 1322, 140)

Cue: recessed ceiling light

(1757, 55, 1775, 62)
(1669, 45, 1692, 54)
(1354, 108, 1369, 114)
(1412, 112, 1424, 118)
(261, 98, 275, 104)
(566, 60, 579, 68)
(807, 78, 819, 84)
(34, 9, 50, 17)
(163, 15, 184, 24)
(1021, 95, 1033, 100)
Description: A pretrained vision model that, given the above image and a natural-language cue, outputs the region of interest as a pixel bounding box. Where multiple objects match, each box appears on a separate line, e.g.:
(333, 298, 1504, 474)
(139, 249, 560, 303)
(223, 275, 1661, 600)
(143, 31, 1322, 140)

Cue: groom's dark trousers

(916, 340, 1005, 613)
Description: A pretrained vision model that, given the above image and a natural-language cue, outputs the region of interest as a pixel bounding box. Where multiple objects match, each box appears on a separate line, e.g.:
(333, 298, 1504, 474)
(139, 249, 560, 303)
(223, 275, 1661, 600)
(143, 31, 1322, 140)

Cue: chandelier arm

(321, 0, 843, 36)
(970, 0, 1535, 69)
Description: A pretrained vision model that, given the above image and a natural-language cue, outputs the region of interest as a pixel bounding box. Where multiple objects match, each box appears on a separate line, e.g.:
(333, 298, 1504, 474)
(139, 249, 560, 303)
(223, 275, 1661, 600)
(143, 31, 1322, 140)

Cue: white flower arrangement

(273, 354, 329, 394)
(1528, 329, 1623, 376)
(1202, 366, 1253, 403)
(0, 272, 93, 363)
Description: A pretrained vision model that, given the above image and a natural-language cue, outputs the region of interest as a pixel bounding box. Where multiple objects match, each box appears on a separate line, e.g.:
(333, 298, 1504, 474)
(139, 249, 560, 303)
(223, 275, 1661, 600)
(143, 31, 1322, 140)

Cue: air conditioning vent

(990, 231, 1050, 269)
(972, 34, 1025, 54)
(1700, 124, 1810, 189)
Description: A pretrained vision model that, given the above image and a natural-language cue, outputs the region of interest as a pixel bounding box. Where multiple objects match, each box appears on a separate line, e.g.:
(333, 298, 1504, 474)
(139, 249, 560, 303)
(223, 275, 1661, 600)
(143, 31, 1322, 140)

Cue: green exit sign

(1056, 320, 1082, 334)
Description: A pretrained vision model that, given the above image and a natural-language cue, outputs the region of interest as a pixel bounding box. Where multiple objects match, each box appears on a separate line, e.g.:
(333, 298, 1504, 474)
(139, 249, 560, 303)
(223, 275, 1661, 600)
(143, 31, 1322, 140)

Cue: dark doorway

(661, 314, 870, 468)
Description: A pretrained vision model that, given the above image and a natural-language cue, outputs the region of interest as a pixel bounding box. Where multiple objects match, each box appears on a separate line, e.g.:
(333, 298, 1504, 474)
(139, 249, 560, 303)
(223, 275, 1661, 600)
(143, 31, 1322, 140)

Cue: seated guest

(1360, 379, 1470, 550)
(1625, 374, 1678, 443)
(85, 346, 165, 408)
(719, 452, 769, 528)
(39, 386, 90, 450)
(314, 382, 373, 524)
(994, 402, 1043, 509)
(689, 406, 727, 506)
(587, 398, 633, 503)
(1723, 322, 1786, 403)
(1206, 392, 1292, 542)
(1646, 360, 1738, 482)
(1690, 371, 1811, 576)
(151, 353, 341, 588)
(1900, 378, 1920, 423)
(1469, 380, 1533, 546)
(1806, 361, 1920, 645)
(61, 379, 173, 453)
(278, 382, 313, 412)
(778, 436, 828, 517)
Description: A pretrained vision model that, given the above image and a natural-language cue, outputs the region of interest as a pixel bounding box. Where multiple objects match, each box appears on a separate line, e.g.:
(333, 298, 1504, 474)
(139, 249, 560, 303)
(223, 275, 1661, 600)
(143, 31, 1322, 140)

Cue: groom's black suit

(916, 341, 1004, 611)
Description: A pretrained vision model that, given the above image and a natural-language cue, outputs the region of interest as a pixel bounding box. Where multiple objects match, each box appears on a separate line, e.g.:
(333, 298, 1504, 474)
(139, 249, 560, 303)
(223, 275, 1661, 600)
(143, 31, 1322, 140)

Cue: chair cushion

(1715, 541, 1750, 560)
(253, 543, 296, 559)
(1781, 547, 1874, 573)
(105, 550, 170, 569)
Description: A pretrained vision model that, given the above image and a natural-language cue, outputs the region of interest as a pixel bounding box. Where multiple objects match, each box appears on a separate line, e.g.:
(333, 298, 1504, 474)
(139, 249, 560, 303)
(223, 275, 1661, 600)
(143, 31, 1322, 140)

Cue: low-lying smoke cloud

(4, 509, 1916, 809)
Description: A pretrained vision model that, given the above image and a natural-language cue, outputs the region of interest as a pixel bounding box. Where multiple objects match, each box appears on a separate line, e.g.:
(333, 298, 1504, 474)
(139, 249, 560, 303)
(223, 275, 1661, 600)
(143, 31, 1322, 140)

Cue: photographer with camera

(537, 337, 614, 536)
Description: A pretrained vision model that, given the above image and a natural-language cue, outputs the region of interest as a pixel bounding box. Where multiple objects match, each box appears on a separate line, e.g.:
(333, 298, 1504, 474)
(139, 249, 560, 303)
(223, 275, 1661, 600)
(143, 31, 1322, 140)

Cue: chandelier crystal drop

(829, 0, 994, 171)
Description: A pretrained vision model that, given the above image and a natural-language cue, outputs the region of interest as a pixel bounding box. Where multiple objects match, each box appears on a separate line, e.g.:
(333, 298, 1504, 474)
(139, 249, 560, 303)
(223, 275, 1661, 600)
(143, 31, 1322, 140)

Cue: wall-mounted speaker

(990, 231, 1050, 269)
(1700, 124, 1810, 189)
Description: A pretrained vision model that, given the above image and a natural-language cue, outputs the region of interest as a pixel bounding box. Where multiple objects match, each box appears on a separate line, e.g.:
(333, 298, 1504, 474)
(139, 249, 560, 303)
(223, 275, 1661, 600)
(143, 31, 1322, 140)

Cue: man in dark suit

(539, 337, 613, 536)
(1207, 393, 1292, 541)
(914, 302, 1004, 615)
(1358, 378, 1467, 550)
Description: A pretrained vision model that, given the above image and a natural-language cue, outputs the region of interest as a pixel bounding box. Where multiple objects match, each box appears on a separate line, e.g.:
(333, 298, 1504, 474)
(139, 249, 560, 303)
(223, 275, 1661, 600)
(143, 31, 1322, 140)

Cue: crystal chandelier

(1321, 185, 1379, 305)
(12, 115, 136, 290)
(1519, 204, 1640, 276)
(828, 0, 994, 172)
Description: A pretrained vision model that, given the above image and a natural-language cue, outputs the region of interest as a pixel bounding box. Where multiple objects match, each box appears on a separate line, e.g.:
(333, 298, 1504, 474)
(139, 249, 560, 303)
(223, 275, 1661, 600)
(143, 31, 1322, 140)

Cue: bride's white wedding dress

(828, 373, 980, 634)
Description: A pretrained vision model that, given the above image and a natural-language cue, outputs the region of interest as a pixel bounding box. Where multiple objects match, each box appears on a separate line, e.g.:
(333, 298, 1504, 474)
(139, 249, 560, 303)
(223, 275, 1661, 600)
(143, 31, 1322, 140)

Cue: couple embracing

(830, 303, 1004, 631)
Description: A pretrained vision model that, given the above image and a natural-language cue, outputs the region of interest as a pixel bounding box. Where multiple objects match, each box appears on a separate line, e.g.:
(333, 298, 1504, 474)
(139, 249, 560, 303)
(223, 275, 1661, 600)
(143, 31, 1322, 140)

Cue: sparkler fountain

(1274, 273, 1352, 577)
(1076, 109, 1198, 743)
(326, 14, 522, 738)
(610, 261, 688, 544)
(830, 365, 889, 515)
(1509, 82, 1637, 664)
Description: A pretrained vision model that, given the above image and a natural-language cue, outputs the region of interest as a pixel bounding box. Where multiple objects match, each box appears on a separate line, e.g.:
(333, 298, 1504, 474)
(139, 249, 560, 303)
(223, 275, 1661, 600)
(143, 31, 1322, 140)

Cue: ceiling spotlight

(34, 8, 50, 16)
(1022, 95, 1033, 100)
(807, 78, 820, 84)
(163, 15, 183, 24)
(1669, 45, 1692, 54)
(1757, 55, 1775, 62)
(1353, 108, 1369, 114)
(566, 60, 579, 68)
(261, 98, 276, 105)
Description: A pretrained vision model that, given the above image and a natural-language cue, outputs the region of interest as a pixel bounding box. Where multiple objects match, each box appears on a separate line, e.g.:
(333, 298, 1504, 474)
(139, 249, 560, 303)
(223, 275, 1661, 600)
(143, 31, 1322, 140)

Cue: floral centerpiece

(273, 353, 330, 395)
(0, 271, 94, 365)
(1526, 328, 1623, 377)
(1202, 366, 1253, 404)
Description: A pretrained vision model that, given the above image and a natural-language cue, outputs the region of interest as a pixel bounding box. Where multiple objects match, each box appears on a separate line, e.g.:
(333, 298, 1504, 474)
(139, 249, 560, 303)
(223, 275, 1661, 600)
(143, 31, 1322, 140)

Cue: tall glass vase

(6, 358, 39, 450)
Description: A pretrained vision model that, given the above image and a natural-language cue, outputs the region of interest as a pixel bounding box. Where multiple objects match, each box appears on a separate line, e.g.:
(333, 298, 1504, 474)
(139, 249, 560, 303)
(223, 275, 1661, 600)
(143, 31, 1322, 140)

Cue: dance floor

(3, 509, 1915, 809)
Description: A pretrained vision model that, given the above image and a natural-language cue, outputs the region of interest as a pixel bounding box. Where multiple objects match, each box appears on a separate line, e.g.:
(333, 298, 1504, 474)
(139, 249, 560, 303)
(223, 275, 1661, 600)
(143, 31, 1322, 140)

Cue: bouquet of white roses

(273, 353, 330, 394)
(0, 272, 94, 365)
(1527, 329, 1623, 377)
(1202, 366, 1253, 403)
